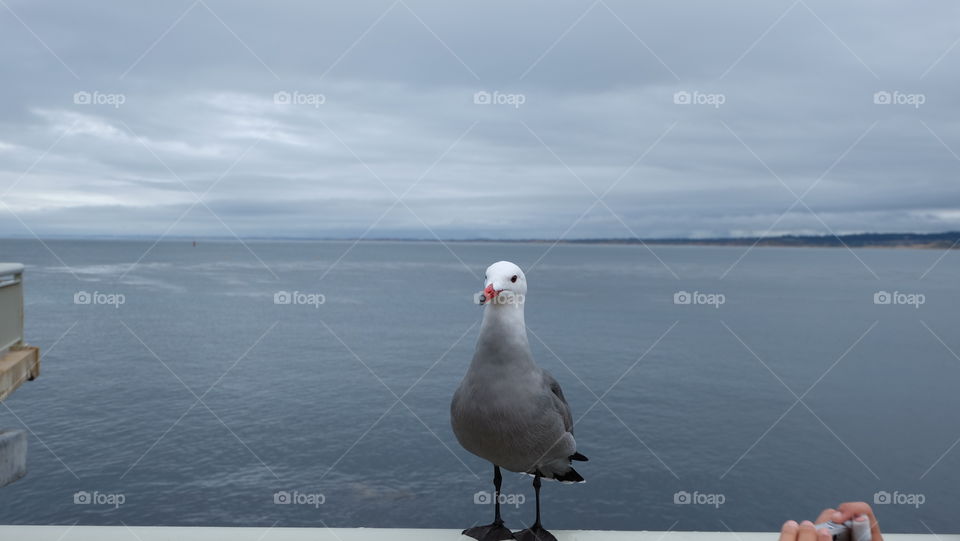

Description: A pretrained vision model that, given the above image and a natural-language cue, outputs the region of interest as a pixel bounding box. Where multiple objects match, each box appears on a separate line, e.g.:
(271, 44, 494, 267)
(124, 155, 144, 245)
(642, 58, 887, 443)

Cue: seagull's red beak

(483, 284, 499, 302)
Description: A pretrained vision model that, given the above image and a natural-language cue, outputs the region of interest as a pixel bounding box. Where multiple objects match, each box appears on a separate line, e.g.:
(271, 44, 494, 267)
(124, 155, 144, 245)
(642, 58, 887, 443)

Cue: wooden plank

(0, 346, 39, 402)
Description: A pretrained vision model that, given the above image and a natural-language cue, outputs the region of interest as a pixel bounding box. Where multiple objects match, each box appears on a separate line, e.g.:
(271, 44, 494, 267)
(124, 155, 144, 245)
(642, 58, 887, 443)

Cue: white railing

(0, 527, 949, 541)
(0, 263, 25, 356)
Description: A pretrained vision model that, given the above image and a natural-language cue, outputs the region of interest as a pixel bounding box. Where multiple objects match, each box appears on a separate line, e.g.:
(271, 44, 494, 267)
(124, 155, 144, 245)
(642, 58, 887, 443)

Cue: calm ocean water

(0, 239, 955, 533)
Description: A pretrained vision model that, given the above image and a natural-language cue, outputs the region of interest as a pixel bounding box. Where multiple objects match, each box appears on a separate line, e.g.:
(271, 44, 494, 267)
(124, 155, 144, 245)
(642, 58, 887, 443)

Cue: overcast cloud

(1, 1, 960, 239)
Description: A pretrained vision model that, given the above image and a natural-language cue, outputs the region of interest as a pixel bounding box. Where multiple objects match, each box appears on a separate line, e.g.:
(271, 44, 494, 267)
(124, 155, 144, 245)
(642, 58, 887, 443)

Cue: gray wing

(542, 369, 574, 435)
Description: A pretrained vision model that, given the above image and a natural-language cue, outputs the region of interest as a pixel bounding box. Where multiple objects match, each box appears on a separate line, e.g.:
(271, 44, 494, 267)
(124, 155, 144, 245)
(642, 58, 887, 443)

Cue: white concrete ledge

(0, 429, 27, 487)
(0, 263, 24, 278)
(0, 527, 951, 541)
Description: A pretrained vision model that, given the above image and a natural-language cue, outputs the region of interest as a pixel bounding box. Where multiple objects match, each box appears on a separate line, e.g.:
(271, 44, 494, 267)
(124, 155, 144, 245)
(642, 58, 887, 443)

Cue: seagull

(451, 261, 587, 541)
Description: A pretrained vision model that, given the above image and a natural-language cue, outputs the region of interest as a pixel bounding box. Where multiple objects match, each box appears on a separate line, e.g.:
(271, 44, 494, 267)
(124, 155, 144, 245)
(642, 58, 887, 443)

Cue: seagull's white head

(478, 260, 527, 306)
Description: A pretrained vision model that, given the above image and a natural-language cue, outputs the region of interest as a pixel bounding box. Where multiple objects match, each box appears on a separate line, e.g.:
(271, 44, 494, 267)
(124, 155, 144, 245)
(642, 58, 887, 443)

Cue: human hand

(778, 519, 830, 541)
(779, 501, 882, 541)
(825, 502, 883, 541)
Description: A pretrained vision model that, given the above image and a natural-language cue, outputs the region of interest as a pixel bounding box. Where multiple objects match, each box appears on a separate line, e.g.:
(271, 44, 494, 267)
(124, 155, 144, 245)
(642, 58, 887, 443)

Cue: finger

(798, 520, 818, 541)
(836, 503, 883, 541)
(852, 515, 874, 541)
(817, 527, 832, 541)
(779, 520, 799, 541)
(835, 501, 873, 522)
(815, 508, 836, 524)
(855, 513, 884, 541)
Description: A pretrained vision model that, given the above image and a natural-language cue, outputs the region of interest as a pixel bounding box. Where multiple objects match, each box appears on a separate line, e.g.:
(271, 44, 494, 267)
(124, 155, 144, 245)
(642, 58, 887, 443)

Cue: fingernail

(785, 520, 799, 528)
(832, 511, 843, 522)
(855, 514, 867, 522)
(801, 520, 814, 527)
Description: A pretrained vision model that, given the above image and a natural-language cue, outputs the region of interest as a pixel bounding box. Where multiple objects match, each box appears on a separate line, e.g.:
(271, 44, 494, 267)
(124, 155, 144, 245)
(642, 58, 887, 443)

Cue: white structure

(0, 262, 38, 487)
(0, 262, 38, 401)
(0, 263, 26, 356)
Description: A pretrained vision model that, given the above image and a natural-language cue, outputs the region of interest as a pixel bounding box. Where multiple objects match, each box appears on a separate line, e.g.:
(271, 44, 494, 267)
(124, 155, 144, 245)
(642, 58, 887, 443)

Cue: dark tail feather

(553, 467, 584, 483)
(570, 452, 589, 462)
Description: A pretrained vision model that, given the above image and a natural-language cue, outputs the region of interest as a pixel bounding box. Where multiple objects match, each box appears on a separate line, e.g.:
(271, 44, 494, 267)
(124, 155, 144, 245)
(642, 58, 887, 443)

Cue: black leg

(462, 465, 515, 541)
(512, 474, 557, 541)
(532, 474, 541, 528)
(493, 465, 504, 524)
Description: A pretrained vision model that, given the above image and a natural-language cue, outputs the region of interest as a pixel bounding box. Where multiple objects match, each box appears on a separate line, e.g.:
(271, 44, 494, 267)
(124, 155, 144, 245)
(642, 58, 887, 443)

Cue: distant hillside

(562, 231, 960, 249)
(6, 232, 960, 248)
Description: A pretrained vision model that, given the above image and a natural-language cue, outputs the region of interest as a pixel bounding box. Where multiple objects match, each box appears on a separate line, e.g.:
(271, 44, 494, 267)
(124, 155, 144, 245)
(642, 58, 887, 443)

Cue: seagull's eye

(511, 275, 518, 283)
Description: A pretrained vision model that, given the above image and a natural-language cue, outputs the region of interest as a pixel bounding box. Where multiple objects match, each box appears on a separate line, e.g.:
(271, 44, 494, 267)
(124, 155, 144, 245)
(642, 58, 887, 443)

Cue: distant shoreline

(1, 231, 959, 249)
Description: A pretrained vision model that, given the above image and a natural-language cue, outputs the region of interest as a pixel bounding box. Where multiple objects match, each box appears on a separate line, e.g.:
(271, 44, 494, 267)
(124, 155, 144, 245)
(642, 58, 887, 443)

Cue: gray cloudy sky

(2, 1, 960, 239)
